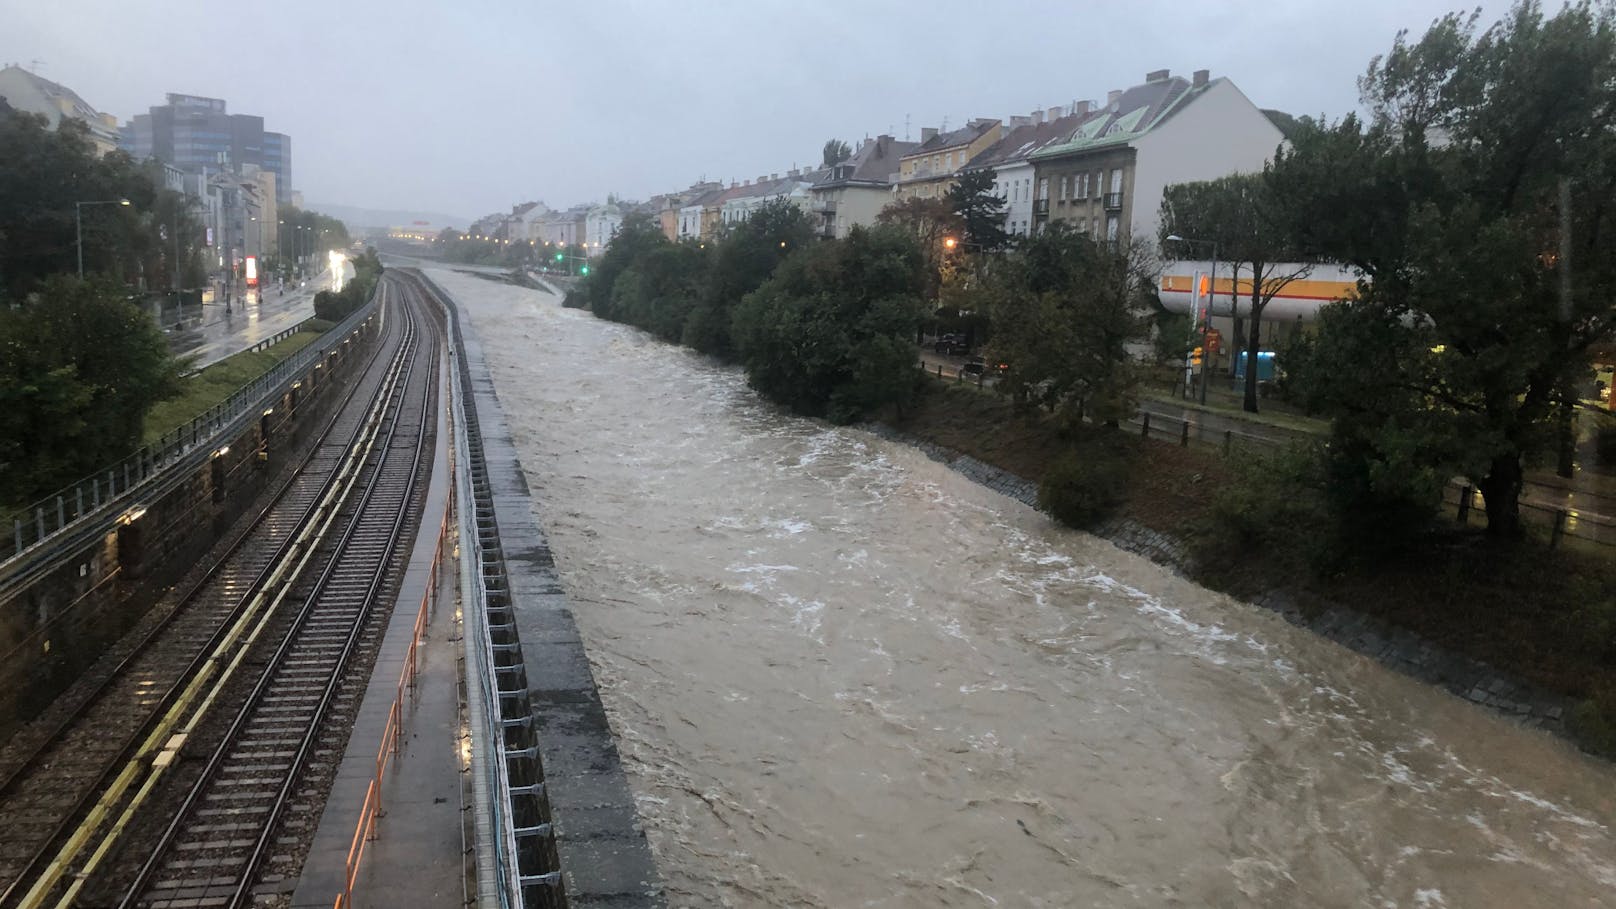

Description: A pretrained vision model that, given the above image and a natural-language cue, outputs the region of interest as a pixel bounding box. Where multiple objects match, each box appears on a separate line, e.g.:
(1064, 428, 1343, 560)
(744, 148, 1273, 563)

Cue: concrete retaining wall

(0, 314, 384, 738)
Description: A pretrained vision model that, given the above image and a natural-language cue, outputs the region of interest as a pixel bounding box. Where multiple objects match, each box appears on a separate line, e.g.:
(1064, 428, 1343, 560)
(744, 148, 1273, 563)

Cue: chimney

(1193, 69, 1210, 87)
(1011, 115, 1032, 128)
(1072, 99, 1093, 115)
(770, 173, 779, 181)
(1046, 106, 1062, 121)
(921, 126, 938, 142)
(1146, 69, 1170, 83)
(1107, 89, 1123, 107)
(1031, 110, 1044, 125)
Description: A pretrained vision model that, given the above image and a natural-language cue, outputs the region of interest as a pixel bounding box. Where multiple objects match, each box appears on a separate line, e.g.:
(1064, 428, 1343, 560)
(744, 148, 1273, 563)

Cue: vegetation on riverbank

(888, 377, 1616, 758)
(140, 322, 329, 445)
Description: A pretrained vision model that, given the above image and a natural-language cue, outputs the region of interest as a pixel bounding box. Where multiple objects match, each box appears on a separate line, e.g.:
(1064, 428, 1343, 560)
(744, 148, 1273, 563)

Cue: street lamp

(1166, 234, 1219, 404)
(76, 198, 131, 278)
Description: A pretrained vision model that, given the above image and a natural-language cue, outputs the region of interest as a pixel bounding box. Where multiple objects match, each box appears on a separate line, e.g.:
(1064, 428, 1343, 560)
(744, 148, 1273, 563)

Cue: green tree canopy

(682, 198, 813, 358)
(822, 139, 852, 168)
(731, 225, 927, 422)
(1274, 0, 1616, 537)
(1159, 172, 1311, 413)
(0, 276, 183, 505)
(986, 224, 1153, 428)
(945, 168, 1010, 252)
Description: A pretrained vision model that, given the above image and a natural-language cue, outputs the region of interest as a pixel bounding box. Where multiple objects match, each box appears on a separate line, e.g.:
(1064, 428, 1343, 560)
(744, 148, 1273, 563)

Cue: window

(1038, 178, 1048, 201)
(1058, 176, 1067, 200)
(1109, 168, 1123, 193)
(1106, 214, 1119, 240)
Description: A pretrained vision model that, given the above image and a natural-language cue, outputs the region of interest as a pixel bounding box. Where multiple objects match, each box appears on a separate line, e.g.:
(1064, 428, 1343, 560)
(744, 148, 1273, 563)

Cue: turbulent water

(435, 269, 1616, 909)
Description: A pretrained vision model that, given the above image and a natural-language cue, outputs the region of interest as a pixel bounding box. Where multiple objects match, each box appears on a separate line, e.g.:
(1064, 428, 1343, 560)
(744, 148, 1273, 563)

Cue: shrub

(1197, 443, 1334, 575)
(1037, 436, 1130, 529)
(1569, 688, 1616, 759)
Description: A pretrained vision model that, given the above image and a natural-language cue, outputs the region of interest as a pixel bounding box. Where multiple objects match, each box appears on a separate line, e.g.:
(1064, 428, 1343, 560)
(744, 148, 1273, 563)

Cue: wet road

(164, 267, 338, 368)
(438, 269, 1616, 909)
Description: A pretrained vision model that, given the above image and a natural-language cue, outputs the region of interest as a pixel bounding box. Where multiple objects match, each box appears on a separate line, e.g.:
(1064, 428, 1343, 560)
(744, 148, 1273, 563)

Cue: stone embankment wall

(0, 316, 382, 735)
(862, 422, 1571, 736)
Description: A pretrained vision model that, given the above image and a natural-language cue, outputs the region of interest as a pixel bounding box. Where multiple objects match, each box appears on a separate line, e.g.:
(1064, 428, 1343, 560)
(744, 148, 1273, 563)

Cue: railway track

(0, 274, 444, 909)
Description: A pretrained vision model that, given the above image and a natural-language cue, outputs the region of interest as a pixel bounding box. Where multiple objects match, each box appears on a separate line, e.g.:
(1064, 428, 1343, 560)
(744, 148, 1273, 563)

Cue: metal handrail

(3, 298, 377, 565)
(434, 270, 528, 908)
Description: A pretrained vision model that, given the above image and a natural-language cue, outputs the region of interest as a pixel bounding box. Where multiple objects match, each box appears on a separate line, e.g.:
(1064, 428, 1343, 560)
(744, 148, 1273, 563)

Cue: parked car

(933, 333, 969, 355)
(962, 356, 987, 377)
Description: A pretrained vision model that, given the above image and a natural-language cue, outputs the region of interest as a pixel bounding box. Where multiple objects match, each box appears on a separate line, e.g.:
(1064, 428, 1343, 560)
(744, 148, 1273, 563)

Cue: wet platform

(291, 353, 465, 909)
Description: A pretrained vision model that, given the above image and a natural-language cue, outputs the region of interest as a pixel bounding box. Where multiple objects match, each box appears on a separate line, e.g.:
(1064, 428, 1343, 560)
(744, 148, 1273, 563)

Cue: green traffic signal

(580, 265, 589, 275)
(555, 252, 564, 261)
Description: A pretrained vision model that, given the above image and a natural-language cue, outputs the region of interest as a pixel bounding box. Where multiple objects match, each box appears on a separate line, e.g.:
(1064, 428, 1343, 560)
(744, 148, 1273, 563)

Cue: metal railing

(1103, 192, 1124, 210)
(425, 268, 555, 908)
(186, 316, 318, 374)
(2, 297, 377, 563)
(334, 509, 450, 909)
(922, 360, 1616, 550)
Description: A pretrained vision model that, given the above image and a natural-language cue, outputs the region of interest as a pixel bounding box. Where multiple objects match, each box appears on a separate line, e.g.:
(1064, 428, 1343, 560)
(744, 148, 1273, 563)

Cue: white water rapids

(436, 269, 1616, 908)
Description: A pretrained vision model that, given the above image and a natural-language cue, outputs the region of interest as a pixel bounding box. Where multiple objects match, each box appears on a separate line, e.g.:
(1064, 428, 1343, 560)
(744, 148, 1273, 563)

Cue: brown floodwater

(436, 269, 1616, 909)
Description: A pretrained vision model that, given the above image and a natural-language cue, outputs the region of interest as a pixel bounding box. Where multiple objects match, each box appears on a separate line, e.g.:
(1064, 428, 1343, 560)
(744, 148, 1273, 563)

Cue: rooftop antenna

(28, 59, 44, 73)
(904, 113, 910, 140)
(941, 115, 949, 132)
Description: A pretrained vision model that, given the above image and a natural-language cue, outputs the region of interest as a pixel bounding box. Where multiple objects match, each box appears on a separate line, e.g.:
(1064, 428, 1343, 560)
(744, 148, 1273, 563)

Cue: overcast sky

(4, 0, 1486, 222)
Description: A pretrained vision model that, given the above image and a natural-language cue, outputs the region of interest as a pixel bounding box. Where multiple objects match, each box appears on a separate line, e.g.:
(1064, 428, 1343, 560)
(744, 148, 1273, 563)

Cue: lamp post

(1166, 234, 1218, 404)
(76, 198, 131, 278)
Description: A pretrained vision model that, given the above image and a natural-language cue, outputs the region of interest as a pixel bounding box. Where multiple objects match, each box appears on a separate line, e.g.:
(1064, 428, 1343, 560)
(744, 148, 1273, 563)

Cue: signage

(245, 256, 258, 286)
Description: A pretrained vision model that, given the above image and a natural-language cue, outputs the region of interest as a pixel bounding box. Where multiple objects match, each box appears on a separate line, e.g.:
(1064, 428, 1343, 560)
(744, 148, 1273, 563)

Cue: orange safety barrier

(333, 506, 451, 909)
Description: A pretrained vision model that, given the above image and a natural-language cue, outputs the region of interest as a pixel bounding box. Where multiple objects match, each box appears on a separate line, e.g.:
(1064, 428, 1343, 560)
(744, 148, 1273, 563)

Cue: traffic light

(580, 265, 589, 276)
(555, 252, 564, 261)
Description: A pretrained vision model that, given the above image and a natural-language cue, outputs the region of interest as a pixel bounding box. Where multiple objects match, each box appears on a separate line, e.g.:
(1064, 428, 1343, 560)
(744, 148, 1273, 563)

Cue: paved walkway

(291, 353, 466, 909)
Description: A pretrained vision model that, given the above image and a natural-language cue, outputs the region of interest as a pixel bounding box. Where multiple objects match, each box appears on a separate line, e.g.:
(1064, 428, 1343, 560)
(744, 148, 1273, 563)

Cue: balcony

(1103, 192, 1124, 211)
(812, 200, 837, 216)
(1032, 199, 1050, 217)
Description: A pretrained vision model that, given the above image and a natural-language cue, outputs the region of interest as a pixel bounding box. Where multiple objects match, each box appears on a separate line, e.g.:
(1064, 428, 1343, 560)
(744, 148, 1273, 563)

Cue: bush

(1569, 688, 1616, 759)
(1197, 443, 1334, 575)
(1037, 436, 1130, 529)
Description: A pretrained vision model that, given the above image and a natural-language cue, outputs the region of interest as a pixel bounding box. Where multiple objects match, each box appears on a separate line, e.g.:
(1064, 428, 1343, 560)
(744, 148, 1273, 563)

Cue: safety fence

(332, 507, 451, 909)
(3, 300, 376, 562)
(924, 360, 1616, 551)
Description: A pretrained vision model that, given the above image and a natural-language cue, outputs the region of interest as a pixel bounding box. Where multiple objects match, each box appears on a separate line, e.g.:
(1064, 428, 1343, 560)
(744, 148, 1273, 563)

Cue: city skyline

(3, 0, 1488, 219)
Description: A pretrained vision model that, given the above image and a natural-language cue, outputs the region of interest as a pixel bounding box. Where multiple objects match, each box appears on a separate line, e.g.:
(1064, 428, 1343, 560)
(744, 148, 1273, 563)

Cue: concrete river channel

(432, 269, 1616, 908)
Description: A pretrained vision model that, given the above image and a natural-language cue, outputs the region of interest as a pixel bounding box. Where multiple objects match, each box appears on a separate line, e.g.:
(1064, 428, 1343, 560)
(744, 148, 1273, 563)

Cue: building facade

(0, 65, 121, 155)
(122, 93, 294, 205)
(893, 119, 1002, 202)
(1030, 69, 1284, 247)
(963, 108, 1092, 238)
(808, 135, 916, 239)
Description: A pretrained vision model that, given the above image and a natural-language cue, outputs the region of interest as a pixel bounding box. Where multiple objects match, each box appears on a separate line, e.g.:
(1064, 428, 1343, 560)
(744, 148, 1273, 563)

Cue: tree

(682, 198, 813, 359)
(945, 168, 1010, 252)
(1159, 173, 1312, 413)
(822, 139, 852, 168)
(877, 196, 962, 302)
(731, 226, 927, 422)
(0, 276, 183, 505)
(986, 224, 1153, 428)
(1274, 0, 1616, 537)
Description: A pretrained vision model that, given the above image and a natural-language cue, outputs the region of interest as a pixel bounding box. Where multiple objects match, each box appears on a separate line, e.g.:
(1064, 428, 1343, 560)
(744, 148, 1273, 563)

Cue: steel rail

(8, 295, 417, 909)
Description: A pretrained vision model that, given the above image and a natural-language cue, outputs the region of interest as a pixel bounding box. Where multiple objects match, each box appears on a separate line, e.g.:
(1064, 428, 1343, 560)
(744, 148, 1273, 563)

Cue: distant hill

(305, 203, 470, 231)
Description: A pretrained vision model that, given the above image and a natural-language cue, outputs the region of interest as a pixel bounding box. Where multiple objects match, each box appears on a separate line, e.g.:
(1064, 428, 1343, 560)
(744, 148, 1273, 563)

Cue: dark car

(933, 333, 969, 355)
(962, 357, 986, 376)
